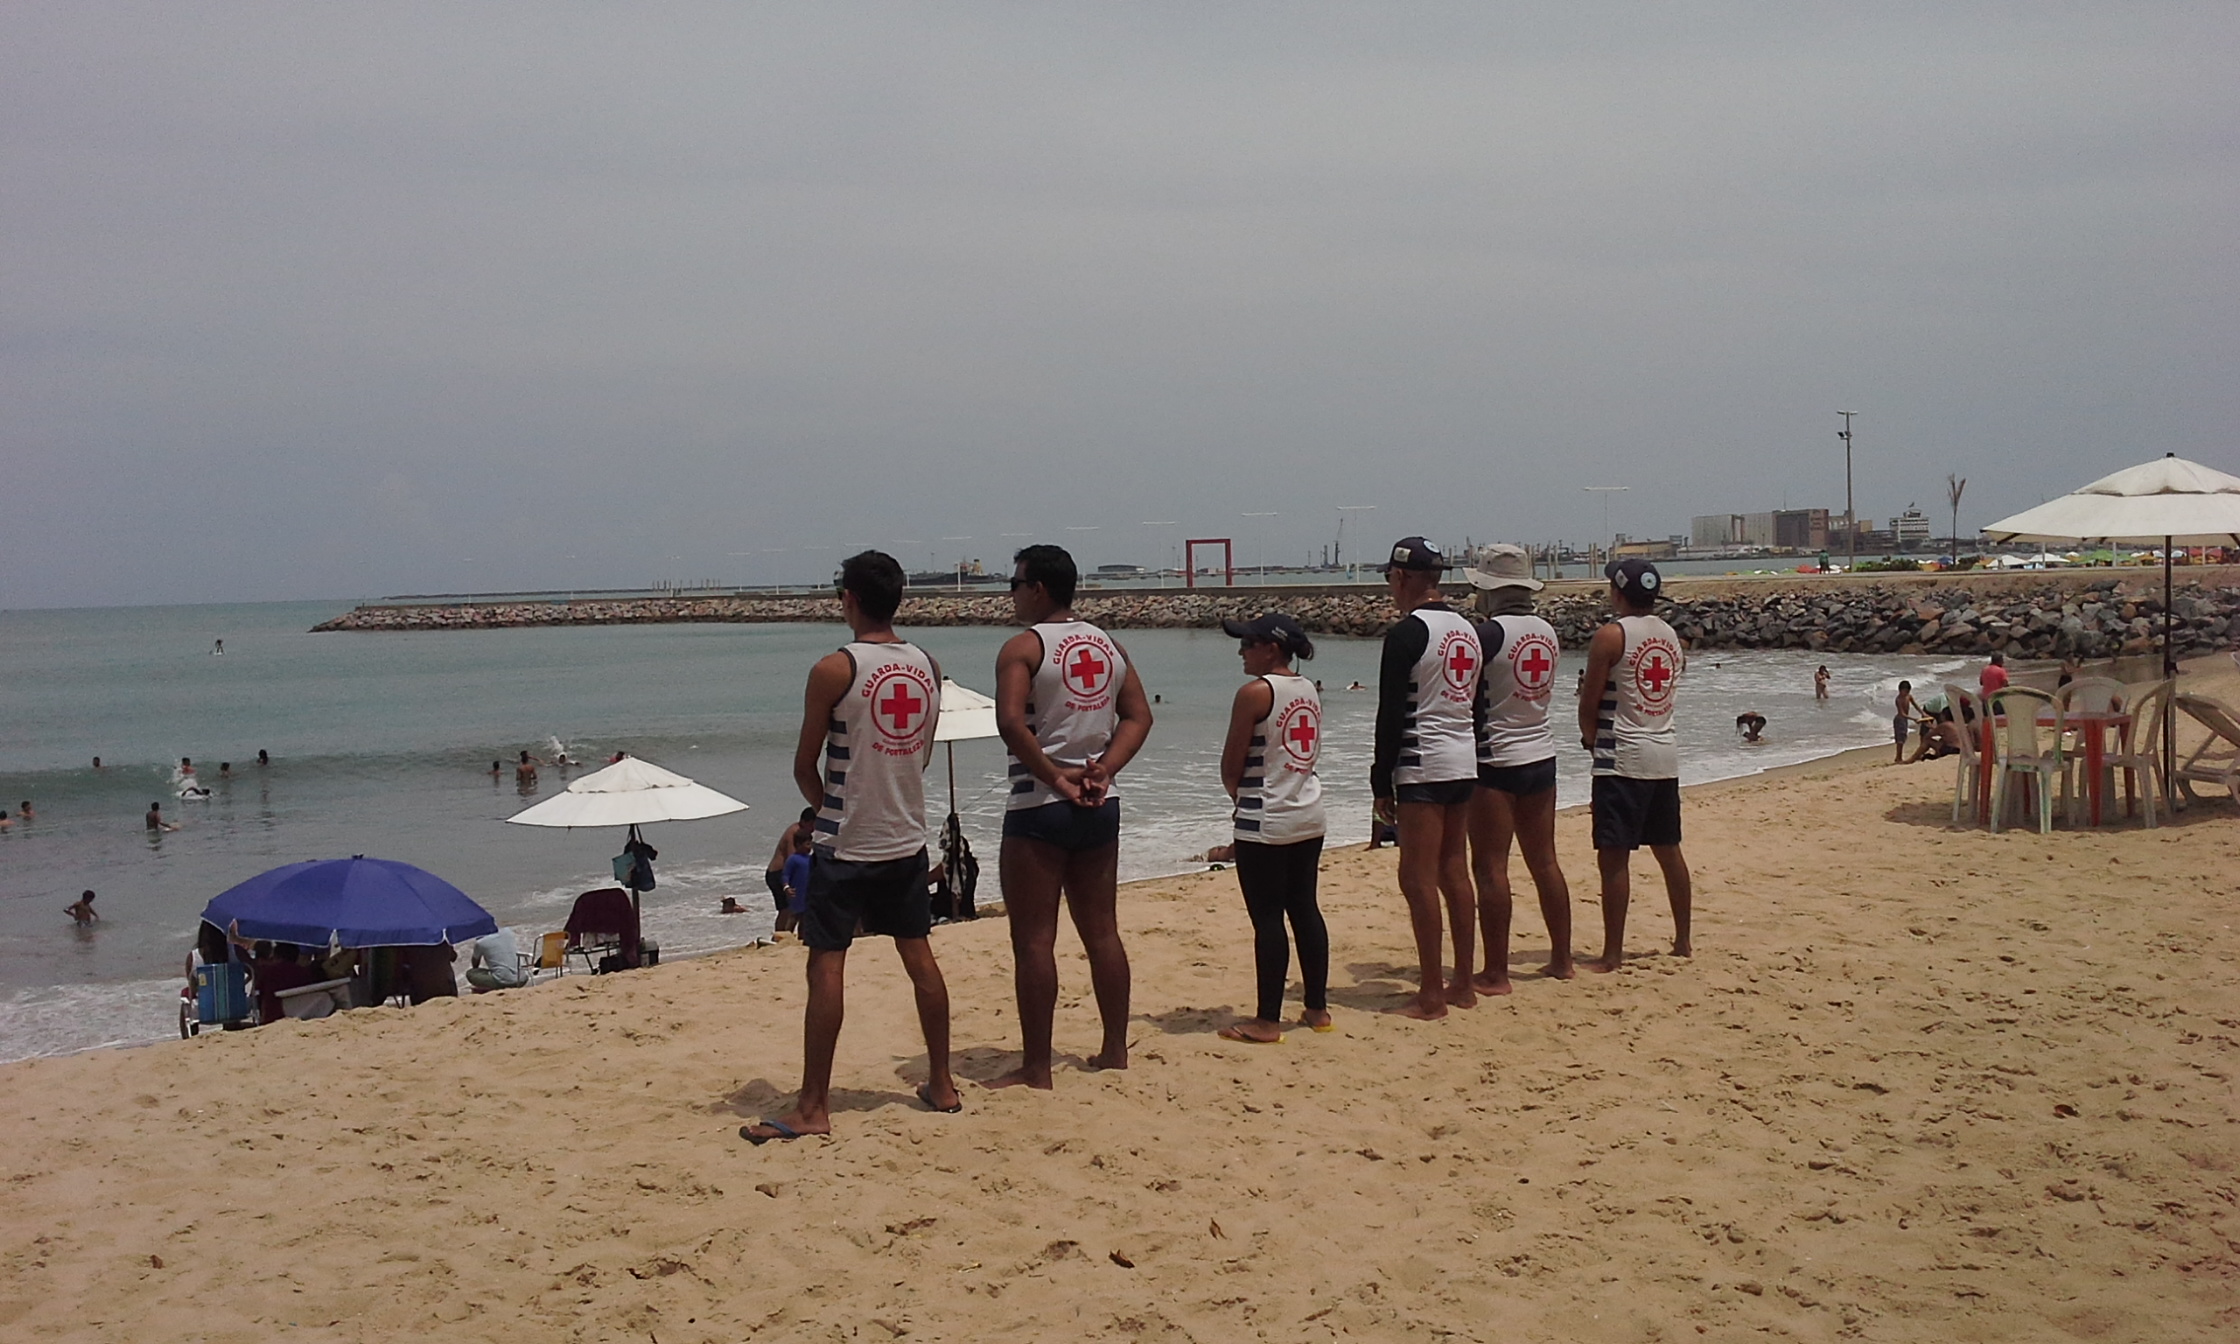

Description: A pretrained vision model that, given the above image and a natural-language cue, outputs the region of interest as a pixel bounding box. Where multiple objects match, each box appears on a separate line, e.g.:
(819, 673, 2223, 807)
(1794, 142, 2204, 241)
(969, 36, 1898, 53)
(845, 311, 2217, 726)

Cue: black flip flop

(915, 1083, 963, 1114)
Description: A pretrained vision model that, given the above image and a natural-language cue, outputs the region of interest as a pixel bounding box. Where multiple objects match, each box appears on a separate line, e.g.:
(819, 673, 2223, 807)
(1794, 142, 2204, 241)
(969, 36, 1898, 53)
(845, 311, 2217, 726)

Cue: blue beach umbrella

(200, 856, 498, 949)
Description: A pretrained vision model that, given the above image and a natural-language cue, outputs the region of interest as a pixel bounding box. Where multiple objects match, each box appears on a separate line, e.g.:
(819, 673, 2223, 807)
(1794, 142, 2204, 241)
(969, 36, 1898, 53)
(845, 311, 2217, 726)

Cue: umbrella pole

(2164, 536, 2176, 804)
(947, 743, 958, 819)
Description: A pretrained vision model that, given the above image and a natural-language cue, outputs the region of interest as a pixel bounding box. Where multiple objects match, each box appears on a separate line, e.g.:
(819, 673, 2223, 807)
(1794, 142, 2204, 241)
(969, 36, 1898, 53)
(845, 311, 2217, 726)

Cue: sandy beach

(3, 661, 2236, 1342)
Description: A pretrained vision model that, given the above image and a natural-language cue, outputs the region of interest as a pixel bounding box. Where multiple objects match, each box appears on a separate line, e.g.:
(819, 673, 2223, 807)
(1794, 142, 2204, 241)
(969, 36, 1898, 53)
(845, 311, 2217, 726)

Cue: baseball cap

(1380, 536, 1447, 574)
(1221, 612, 1313, 655)
(1465, 543, 1544, 592)
(1605, 557, 1663, 600)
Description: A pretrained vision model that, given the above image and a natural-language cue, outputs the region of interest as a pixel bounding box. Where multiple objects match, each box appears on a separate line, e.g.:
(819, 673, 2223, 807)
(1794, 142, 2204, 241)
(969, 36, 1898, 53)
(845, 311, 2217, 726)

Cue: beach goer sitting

(1578, 559, 1692, 972)
(987, 543, 1153, 1088)
(64, 890, 99, 925)
(250, 942, 321, 1023)
(1735, 712, 1767, 743)
(465, 928, 528, 991)
(741, 549, 959, 1144)
(1216, 613, 1330, 1043)
(1466, 545, 1574, 991)
(1373, 536, 1482, 1018)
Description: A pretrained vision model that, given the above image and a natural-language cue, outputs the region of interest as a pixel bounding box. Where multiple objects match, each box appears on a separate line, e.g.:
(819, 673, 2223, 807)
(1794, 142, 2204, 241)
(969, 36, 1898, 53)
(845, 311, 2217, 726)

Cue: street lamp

(1837, 411, 1857, 574)
(1334, 504, 1376, 576)
(1241, 512, 1279, 579)
(1141, 521, 1177, 587)
(1582, 486, 1629, 569)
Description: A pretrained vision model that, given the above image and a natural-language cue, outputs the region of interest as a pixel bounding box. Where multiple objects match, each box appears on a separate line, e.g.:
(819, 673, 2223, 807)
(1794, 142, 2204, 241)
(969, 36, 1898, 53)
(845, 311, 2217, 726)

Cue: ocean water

(0, 600, 1968, 1062)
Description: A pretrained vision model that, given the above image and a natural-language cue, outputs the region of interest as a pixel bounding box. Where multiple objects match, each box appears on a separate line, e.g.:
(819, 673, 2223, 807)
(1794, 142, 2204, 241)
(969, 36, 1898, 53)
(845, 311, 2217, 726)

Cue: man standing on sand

(1372, 536, 1482, 1018)
(1979, 651, 2009, 698)
(763, 805, 818, 934)
(989, 544, 1154, 1088)
(743, 550, 960, 1143)
(1465, 545, 1573, 993)
(1577, 558, 1692, 971)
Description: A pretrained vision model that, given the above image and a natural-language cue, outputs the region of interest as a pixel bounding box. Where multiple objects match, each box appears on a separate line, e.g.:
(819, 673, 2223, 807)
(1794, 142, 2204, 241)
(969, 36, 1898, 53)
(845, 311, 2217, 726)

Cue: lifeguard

(1576, 557, 1693, 971)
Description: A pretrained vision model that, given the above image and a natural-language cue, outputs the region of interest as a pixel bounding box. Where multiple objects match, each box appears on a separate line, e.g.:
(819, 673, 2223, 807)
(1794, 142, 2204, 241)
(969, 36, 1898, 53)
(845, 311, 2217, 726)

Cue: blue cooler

(195, 961, 251, 1025)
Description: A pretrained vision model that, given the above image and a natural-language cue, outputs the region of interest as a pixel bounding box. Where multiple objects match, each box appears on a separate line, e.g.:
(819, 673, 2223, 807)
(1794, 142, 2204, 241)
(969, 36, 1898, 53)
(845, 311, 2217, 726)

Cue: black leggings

(1233, 836, 1328, 1023)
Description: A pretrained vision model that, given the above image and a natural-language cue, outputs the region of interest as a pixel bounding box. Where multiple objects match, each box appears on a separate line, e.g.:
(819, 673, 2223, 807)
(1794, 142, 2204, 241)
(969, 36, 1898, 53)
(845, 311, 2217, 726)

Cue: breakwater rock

(314, 571, 2240, 660)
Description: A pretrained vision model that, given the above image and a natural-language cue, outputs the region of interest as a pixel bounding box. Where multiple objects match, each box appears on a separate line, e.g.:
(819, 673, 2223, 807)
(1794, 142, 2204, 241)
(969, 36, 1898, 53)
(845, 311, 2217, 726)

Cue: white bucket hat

(1465, 543, 1544, 592)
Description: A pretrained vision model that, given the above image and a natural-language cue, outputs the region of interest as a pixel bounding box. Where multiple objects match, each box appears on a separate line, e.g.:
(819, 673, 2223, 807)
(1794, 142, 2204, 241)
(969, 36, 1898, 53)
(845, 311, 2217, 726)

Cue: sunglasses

(1009, 576, 1035, 591)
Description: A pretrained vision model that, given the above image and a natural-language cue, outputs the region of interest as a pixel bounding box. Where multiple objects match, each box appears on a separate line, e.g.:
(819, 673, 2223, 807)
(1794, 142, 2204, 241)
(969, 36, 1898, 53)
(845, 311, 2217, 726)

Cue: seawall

(313, 567, 2240, 660)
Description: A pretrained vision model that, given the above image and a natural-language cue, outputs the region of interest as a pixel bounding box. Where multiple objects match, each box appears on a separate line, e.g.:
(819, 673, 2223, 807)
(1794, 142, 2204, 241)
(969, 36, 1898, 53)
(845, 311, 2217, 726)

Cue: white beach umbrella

(1984, 453, 2240, 789)
(932, 679, 999, 819)
(505, 755, 749, 828)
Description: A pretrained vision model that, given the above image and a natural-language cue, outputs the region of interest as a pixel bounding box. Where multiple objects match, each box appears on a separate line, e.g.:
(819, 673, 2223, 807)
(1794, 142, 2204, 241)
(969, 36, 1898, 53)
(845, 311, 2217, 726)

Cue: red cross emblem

(868, 671, 931, 742)
(1060, 641, 1114, 697)
(1634, 641, 1679, 709)
(1513, 635, 1556, 694)
(1278, 702, 1320, 766)
(1438, 631, 1480, 693)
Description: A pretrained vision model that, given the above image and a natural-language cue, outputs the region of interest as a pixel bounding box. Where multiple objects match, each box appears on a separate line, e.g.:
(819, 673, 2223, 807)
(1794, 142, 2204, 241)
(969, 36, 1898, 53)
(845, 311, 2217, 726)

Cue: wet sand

(1, 659, 2235, 1342)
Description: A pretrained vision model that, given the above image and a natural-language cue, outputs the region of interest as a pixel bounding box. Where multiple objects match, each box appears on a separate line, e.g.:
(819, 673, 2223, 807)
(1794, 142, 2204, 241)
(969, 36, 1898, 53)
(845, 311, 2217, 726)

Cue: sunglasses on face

(1009, 576, 1034, 591)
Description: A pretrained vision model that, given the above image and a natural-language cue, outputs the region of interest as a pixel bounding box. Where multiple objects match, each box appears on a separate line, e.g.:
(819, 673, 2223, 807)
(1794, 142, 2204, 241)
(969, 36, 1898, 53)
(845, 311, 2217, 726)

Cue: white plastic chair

(2101, 678, 2172, 827)
(2054, 677, 2127, 825)
(1989, 687, 2064, 834)
(2173, 693, 2240, 806)
(1942, 684, 1984, 825)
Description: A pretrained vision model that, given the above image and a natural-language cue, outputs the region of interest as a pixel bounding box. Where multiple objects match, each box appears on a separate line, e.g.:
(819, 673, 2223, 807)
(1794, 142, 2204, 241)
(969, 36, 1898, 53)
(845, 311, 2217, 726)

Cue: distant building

(1612, 539, 1677, 560)
(1891, 505, 1931, 546)
(1691, 514, 1744, 549)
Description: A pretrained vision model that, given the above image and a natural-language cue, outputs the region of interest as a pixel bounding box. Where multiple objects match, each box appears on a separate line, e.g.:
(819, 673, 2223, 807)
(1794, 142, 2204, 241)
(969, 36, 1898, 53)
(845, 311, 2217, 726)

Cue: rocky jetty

(313, 570, 2240, 659)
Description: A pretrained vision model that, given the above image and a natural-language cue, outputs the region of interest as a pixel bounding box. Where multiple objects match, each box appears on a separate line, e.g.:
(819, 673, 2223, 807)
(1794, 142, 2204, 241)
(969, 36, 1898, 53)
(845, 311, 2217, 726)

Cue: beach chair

(563, 887, 641, 972)
(1942, 684, 1984, 825)
(531, 930, 569, 981)
(2172, 693, 2240, 805)
(1988, 687, 2064, 834)
(2101, 678, 2173, 827)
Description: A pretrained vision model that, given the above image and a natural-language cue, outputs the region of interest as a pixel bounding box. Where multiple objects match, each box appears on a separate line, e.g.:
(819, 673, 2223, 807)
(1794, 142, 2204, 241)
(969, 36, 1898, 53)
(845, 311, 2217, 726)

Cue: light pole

(1141, 521, 1176, 587)
(1334, 504, 1376, 577)
(1837, 411, 1857, 574)
(1241, 512, 1279, 579)
(1582, 486, 1629, 569)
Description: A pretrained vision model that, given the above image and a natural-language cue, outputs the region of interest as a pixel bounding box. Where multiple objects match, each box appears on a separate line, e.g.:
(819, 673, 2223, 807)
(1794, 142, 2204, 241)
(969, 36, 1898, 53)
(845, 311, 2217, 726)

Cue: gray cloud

(4, 3, 2235, 605)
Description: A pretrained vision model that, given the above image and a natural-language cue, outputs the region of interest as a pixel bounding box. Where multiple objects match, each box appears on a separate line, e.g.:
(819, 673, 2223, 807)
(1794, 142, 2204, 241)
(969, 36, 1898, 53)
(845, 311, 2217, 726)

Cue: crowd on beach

(723, 537, 1698, 1143)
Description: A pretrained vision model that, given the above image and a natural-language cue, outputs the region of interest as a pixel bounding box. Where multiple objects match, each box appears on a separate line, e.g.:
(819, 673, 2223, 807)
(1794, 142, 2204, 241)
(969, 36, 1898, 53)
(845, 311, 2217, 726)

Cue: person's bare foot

(983, 1067, 1054, 1091)
(1470, 968, 1515, 996)
(1586, 954, 1622, 974)
(1671, 940, 1692, 958)
(1542, 959, 1577, 981)
(1388, 993, 1448, 1020)
(1086, 1048, 1129, 1072)
(1444, 978, 1478, 1009)
(1217, 1020, 1283, 1044)
(1298, 1008, 1334, 1032)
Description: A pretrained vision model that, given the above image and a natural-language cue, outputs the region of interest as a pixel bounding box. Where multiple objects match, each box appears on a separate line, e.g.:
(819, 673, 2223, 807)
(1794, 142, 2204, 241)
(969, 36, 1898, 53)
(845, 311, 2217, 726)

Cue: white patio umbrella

(1985, 453, 2240, 788)
(506, 755, 749, 927)
(506, 755, 749, 828)
(933, 678, 999, 819)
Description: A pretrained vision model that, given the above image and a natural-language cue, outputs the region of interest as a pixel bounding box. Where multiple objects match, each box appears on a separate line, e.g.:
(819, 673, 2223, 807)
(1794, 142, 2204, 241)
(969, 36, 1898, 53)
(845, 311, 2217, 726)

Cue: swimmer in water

(1735, 712, 1767, 743)
(65, 891, 99, 925)
(147, 802, 179, 832)
(256, 749, 269, 766)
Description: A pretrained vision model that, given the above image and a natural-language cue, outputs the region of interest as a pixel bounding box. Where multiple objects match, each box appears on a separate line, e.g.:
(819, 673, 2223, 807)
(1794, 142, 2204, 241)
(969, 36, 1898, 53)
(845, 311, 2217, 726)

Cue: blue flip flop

(740, 1119, 804, 1145)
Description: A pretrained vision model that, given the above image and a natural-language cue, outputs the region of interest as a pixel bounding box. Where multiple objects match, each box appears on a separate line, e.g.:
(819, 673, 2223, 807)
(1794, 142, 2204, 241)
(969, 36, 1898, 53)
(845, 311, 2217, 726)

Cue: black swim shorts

(1002, 798, 1121, 852)
(1393, 779, 1475, 807)
(799, 848, 932, 951)
(1590, 775, 1682, 851)
(763, 869, 789, 913)
(1476, 758, 1558, 798)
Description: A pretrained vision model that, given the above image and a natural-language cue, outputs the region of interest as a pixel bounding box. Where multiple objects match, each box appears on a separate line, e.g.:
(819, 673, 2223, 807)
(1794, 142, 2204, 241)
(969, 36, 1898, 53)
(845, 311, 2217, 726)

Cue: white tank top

(1395, 608, 1481, 786)
(1476, 614, 1561, 768)
(1234, 673, 1325, 844)
(1007, 620, 1128, 810)
(817, 641, 939, 861)
(1592, 615, 1683, 779)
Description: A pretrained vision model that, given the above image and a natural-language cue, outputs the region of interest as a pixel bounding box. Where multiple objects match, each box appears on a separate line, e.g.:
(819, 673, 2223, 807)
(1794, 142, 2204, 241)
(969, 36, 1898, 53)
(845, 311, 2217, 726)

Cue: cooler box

(195, 962, 251, 1024)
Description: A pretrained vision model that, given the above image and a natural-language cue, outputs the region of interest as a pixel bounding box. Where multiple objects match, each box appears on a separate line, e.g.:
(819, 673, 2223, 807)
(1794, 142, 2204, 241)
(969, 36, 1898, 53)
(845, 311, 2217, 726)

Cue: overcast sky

(4, 3, 2235, 608)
